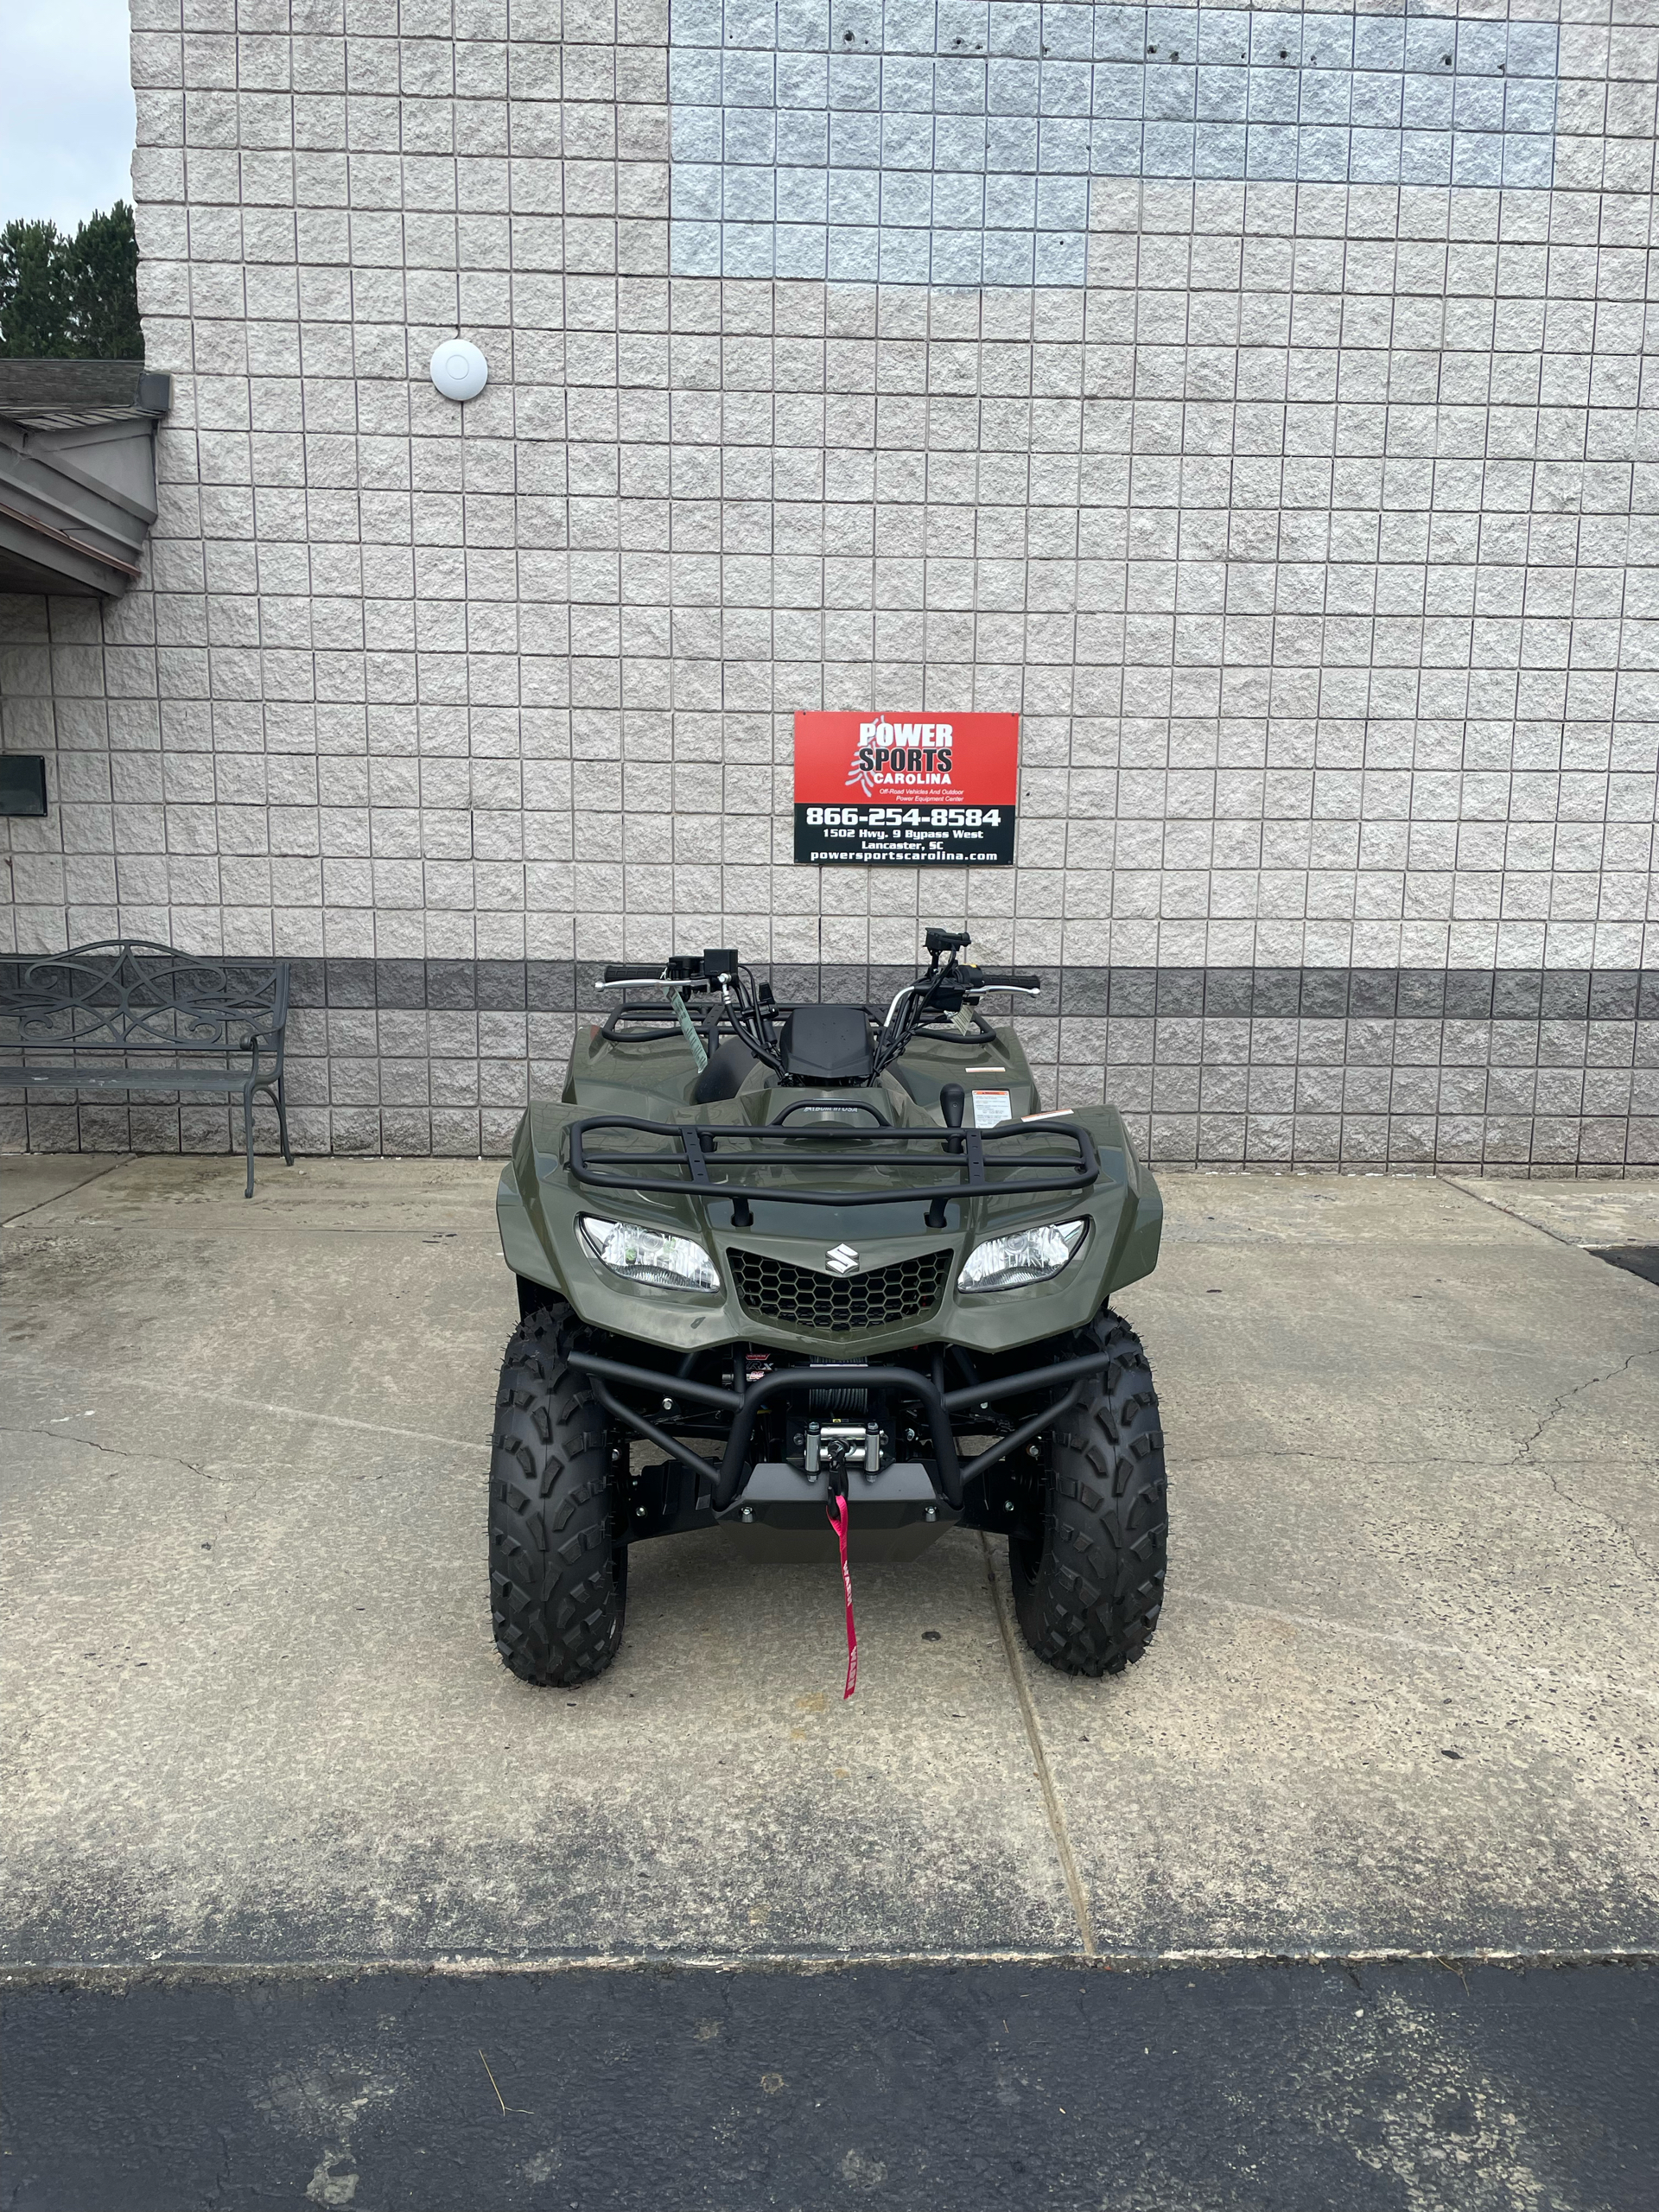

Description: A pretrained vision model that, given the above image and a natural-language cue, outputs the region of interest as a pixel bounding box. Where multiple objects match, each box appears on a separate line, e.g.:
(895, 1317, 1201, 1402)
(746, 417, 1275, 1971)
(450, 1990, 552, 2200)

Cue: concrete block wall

(1, 0, 1656, 1168)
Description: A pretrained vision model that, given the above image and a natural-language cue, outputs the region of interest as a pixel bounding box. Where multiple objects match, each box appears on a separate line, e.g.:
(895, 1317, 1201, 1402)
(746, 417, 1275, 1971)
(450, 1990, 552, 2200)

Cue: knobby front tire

(1009, 1311, 1167, 1676)
(488, 1302, 627, 1687)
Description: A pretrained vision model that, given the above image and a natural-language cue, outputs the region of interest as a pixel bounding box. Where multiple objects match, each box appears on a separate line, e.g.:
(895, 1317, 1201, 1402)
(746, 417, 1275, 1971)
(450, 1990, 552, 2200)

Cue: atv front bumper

(567, 1343, 1111, 1511)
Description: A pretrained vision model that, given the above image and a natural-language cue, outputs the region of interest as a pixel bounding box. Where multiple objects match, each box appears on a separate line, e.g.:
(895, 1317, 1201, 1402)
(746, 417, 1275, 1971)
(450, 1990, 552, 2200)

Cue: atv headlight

(957, 1219, 1087, 1294)
(578, 1216, 720, 1294)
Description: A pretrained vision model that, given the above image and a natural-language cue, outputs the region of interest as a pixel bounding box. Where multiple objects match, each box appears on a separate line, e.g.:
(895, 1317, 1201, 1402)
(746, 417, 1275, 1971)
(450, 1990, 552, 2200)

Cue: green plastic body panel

(497, 1014, 1161, 1357)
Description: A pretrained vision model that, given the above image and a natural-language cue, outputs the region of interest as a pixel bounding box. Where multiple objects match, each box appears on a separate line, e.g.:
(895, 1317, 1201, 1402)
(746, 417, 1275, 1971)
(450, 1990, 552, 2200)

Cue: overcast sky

(1, 0, 137, 232)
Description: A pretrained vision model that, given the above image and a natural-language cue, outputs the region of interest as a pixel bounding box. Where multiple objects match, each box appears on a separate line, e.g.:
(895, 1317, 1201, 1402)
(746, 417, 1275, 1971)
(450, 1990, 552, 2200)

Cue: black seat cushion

(691, 1039, 756, 1103)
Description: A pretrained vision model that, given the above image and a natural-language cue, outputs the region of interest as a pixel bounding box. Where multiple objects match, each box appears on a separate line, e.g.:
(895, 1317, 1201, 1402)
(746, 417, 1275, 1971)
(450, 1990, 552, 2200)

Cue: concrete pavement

(3, 1154, 1656, 1972)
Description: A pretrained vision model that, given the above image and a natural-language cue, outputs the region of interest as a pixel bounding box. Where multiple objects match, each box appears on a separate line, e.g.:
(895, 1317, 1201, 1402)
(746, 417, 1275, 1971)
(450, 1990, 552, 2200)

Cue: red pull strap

(827, 1492, 857, 1700)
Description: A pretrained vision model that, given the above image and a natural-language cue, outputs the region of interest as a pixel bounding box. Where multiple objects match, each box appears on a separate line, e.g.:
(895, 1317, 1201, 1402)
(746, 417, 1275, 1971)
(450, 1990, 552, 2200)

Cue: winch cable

(826, 1489, 858, 1700)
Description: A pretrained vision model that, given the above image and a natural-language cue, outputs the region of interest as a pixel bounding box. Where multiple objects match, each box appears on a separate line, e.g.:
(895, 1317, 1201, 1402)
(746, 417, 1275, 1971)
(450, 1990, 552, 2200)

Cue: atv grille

(728, 1246, 952, 1334)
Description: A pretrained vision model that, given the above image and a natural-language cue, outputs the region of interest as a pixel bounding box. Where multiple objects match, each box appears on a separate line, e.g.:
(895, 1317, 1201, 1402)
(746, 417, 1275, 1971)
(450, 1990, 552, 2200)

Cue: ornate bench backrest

(0, 940, 290, 1056)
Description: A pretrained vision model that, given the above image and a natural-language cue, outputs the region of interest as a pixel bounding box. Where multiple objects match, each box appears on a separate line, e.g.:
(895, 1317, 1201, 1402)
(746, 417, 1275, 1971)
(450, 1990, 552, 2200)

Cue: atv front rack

(567, 1344, 1114, 1510)
(566, 1113, 1098, 1230)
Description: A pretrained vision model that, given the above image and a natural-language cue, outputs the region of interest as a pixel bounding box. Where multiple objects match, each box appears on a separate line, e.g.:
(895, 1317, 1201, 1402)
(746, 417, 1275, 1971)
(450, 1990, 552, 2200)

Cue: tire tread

(1010, 1312, 1167, 1677)
(488, 1303, 626, 1687)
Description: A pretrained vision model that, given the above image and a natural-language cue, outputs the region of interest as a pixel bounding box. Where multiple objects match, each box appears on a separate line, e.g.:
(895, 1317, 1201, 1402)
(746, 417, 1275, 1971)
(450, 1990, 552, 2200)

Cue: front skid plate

(732, 1460, 959, 1562)
(741, 1459, 939, 1505)
(722, 1516, 960, 1565)
(626, 1457, 1036, 1552)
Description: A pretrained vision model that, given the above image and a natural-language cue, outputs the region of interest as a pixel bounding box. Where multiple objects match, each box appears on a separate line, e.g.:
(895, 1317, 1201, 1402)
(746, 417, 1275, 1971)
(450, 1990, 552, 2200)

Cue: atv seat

(690, 1038, 755, 1103)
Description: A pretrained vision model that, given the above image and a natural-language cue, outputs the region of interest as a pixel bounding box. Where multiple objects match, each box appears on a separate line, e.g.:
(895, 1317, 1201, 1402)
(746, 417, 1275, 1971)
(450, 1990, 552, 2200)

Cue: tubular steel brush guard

(565, 1344, 1110, 1510)
(487, 926, 1170, 1694)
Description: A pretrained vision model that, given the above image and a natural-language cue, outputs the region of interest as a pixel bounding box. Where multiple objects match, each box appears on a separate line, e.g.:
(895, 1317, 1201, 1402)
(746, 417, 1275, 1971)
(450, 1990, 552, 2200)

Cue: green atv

(491, 931, 1166, 1688)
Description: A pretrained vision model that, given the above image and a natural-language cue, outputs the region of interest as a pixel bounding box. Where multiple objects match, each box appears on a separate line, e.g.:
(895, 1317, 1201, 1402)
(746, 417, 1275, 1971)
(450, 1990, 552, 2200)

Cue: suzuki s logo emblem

(824, 1243, 859, 1275)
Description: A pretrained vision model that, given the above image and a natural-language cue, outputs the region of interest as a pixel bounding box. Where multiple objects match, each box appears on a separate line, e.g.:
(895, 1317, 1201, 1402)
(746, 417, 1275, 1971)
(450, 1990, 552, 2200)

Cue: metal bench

(0, 938, 293, 1197)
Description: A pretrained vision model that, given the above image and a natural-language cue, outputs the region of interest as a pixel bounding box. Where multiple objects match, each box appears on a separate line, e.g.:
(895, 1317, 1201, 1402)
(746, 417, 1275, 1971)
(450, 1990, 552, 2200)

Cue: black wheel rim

(1007, 1524, 1045, 1587)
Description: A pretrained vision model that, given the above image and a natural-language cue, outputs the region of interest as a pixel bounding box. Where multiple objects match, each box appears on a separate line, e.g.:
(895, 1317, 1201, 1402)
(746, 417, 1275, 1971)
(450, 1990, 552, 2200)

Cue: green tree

(70, 204, 143, 359)
(0, 219, 73, 355)
(0, 203, 143, 359)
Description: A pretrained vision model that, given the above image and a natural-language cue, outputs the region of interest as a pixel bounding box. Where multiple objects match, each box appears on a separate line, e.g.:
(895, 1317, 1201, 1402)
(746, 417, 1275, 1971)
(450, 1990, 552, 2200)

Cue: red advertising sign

(793, 711, 1019, 866)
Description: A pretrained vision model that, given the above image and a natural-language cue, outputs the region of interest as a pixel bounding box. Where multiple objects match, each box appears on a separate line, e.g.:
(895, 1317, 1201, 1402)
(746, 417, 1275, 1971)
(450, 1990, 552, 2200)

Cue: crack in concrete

(1189, 1352, 1659, 1585)
(1515, 1344, 1659, 1465)
(1541, 1465, 1659, 1586)
(1543, 1477, 1657, 1581)
(10, 1426, 207, 1478)
(1511, 1346, 1659, 1580)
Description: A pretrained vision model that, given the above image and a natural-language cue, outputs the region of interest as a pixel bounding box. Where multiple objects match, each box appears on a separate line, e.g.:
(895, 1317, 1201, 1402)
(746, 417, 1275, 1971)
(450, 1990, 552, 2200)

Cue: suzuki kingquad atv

(491, 931, 1166, 1688)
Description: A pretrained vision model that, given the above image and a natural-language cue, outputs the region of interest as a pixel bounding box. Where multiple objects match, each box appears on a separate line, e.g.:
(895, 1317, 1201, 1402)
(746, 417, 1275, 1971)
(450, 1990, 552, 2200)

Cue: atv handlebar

(597, 938, 1040, 1079)
(969, 971, 1042, 995)
(601, 951, 739, 988)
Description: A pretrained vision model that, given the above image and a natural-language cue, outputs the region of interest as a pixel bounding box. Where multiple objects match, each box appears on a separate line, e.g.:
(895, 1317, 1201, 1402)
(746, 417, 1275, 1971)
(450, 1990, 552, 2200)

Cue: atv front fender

(497, 1100, 1162, 1357)
(498, 1158, 565, 1297)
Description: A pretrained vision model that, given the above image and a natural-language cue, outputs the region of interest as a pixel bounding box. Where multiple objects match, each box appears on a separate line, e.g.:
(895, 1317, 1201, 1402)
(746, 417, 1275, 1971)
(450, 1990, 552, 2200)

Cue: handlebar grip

(602, 963, 667, 983)
(975, 971, 1042, 993)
